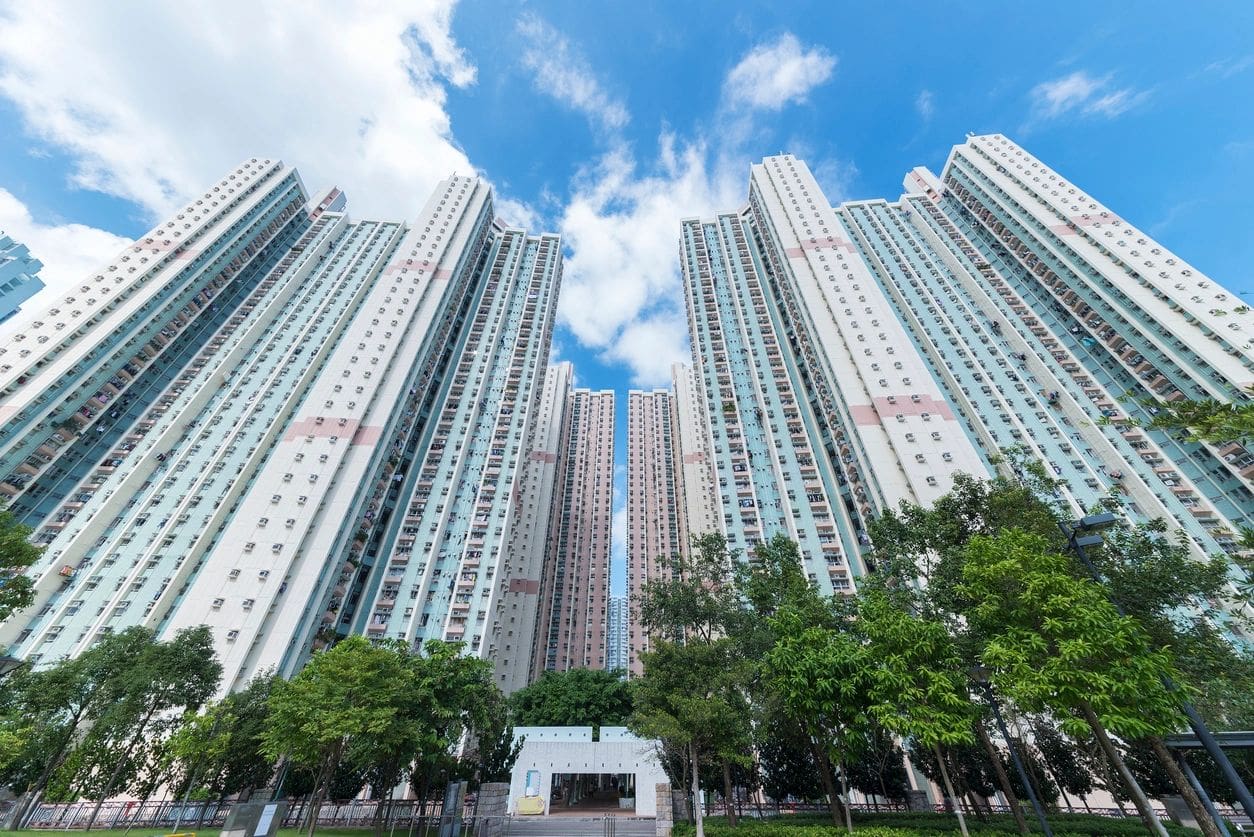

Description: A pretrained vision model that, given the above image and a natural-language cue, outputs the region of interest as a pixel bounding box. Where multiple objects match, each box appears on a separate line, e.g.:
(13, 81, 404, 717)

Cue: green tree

(960, 529, 1187, 837)
(263, 636, 410, 837)
(755, 710, 825, 804)
(858, 587, 979, 837)
(508, 667, 631, 736)
(74, 626, 222, 830)
(630, 638, 750, 837)
(0, 627, 154, 828)
(1030, 719, 1098, 811)
(763, 600, 870, 834)
(634, 532, 751, 832)
(166, 672, 279, 811)
(0, 505, 40, 621)
(471, 691, 522, 784)
(873, 464, 1250, 832)
(1133, 395, 1254, 444)
(843, 725, 911, 810)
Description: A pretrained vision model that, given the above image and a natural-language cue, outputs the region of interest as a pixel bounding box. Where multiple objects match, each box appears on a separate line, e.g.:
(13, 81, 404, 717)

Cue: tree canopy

(508, 667, 631, 735)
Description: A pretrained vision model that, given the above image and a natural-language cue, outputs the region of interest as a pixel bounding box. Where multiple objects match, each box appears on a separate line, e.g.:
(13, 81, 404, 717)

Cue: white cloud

(0, 189, 132, 336)
(915, 89, 935, 121)
(724, 33, 836, 111)
(1203, 55, 1254, 79)
(1028, 70, 1149, 122)
(0, 2, 476, 221)
(555, 135, 741, 387)
(516, 13, 629, 132)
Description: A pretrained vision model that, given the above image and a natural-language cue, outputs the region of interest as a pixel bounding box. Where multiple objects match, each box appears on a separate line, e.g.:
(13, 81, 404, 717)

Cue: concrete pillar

(475, 783, 509, 837)
(655, 785, 673, 837)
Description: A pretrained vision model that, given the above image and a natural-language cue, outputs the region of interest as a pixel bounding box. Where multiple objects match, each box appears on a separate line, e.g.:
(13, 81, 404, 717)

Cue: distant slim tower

(606, 594, 628, 673)
(0, 233, 45, 323)
(0, 162, 565, 692)
(531, 385, 615, 674)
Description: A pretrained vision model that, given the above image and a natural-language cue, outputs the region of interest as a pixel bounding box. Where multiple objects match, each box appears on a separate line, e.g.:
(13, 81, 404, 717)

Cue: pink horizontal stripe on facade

(849, 404, 879, 426)
(281, 416, 382, 444)
(849, 396, 956, 426)
(872, 395, 955, 419)
(508, 578, 541, 594)
(529, 450, 558, 463)
(351, 425, 383, 446)
(681, 452, 705, 463)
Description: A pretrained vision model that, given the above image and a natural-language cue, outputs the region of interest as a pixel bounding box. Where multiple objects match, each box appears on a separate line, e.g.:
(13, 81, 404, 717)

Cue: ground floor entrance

(547, 773, 639, 815)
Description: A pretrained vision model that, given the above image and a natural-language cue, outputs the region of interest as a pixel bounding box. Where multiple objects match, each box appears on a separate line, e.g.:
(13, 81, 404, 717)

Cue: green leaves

(958, 529, 1187, 740)
(262, 635, 512, 815)
(0, 504, 41, 621)
(509, 667, 631, 735)
(857, 589, 976, 750)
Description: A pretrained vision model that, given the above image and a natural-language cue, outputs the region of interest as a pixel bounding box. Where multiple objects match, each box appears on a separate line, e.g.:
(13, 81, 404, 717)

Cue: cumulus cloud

(517, 13, 629, 132)
(555, 136, 741, 387)
(0, 189, 132, 336)
(724, 33, 836, 111)
(551, 32, 851, 387)
(0, 1, 475, 221)
(1028, 70, 1149, 122)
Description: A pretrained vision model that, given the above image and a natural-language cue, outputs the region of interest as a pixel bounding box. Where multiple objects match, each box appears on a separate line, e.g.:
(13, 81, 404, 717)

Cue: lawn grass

(0, 831, 378, 837)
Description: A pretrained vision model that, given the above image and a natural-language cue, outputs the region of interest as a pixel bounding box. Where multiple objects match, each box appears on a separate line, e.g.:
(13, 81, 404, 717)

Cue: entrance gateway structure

(507, 727, 668, 816)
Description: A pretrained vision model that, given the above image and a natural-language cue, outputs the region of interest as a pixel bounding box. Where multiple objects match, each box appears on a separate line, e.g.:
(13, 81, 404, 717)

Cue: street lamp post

(972, 666, 1053, 837)
(1061, 514, 1254, 823)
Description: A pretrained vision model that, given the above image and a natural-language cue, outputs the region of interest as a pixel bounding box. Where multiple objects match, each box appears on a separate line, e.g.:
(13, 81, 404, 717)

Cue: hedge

(669, 812, 1198, 837)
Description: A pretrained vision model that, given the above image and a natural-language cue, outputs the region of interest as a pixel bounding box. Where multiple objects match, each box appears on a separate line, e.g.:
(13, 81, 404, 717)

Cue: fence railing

(21, 798, 458, 831)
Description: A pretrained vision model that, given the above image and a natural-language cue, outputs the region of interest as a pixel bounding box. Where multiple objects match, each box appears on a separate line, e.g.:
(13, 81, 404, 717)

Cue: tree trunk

(691, 743, 705, 837)
(976, 719, 1028, 835)
(1079, 702, 1167, 837)
(1149, 736, 1222, 837)
(836, 759, 854, 835)
(7, 705, 90, 830)
(86, 706, 158, 831)
(721, 758, 737, 827)
(808, 738, 844, 828)
(932, 742, 970, 837)
(306, 740, 344, 837)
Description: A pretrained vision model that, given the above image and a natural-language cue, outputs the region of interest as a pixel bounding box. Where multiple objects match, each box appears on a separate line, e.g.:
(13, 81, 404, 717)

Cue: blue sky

(0, 1, 1251, 594)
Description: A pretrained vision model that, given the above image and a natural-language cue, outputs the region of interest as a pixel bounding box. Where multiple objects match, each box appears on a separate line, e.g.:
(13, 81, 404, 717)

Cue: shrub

(670, 812, 1196, 836)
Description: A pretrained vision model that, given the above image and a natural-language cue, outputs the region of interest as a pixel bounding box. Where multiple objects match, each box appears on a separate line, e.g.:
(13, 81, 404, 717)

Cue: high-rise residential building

(670, 362, 719, 540)
(625, 386, 682, 675)
(490, 361, 573, 692)
(925, 135, 1251, 570)
(0, 160, 565, 692)
(623, 363, 718, 676)
(0, 233, 45, 323)
(673, 138, 1250, 623)
(606, 594, 628, 673)
(531, 385, 615, 675)
(678, 154, 989, 592)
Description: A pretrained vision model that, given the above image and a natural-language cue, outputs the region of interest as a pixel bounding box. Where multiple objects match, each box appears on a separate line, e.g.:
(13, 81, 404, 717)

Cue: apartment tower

(0, 161, 565, 691)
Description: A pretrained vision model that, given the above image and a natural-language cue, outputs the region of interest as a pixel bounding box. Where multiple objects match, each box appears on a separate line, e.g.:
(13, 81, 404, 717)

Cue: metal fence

(21, 798, 458, 831)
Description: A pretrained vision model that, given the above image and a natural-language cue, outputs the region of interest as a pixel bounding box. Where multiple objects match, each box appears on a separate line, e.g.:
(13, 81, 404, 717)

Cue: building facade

(0, 161, 566, 692)
(624, 386, 683, 675)
(606, 595, 628, 673)
(490, 361, 574, 692)
(530, 385, 615, 675)
(0, 233, 45, 324)
(671, 139, 1249, 630)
